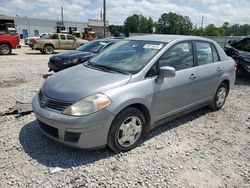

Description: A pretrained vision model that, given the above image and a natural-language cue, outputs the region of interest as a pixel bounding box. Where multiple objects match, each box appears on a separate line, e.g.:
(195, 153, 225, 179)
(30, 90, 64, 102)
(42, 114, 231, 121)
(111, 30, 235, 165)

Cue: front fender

(104, 79, 155, 117)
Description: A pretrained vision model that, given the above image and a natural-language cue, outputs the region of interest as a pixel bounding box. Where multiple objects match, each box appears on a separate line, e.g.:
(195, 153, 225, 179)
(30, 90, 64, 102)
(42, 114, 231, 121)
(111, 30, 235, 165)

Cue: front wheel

(43, 45, 54, 54)
(107, 107, 145, 152)
(0, 44, 12, 55)
(209, 82, 229, 110)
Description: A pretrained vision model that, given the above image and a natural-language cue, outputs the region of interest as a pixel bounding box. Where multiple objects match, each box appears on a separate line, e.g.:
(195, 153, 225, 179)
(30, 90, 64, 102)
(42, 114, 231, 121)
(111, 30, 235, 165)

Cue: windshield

(77, 41, 108, 53)
(89, 40, 166, 74)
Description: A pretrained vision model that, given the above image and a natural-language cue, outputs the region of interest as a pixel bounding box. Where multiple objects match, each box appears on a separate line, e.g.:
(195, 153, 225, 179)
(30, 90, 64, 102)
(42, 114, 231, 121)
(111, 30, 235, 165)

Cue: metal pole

(103, 0, 106, 38)
(201, 16, 204, 36)
(61, 6, 64, 25)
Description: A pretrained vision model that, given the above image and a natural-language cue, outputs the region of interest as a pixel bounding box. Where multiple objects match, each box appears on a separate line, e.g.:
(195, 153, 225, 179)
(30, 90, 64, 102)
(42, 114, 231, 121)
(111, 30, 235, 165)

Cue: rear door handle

(216, 67, 223, 72)
(189, 74, 197, 80)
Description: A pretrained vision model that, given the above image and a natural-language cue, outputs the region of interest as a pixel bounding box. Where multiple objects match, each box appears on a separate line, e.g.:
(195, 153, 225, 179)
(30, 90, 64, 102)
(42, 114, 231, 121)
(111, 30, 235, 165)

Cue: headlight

(63, 58, 79, 64)
(63, 93, 112, 116)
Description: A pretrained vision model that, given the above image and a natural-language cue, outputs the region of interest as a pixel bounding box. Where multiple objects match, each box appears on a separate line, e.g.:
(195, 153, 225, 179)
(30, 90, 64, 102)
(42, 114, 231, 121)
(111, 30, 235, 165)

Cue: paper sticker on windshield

(143, 44, 163, 50)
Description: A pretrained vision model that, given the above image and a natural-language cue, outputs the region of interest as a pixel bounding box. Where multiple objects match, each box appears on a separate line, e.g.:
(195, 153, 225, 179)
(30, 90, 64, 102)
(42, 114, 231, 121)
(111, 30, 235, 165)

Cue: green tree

(124, 14, 155, 36)
(157, 12, 193, 34)
(109, 25, 125, 36)
(204, 24, 220, 36)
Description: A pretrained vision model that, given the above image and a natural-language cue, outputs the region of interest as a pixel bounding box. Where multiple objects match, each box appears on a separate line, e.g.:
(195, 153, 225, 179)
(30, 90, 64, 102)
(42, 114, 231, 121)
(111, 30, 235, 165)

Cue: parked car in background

(224, 37, 250, 76)
(25, 33, 52, 49)
(48, 39, 121, 72)
(32, 33, 88, 54)
(0, 34, 20, 55)
(33, 35, 236, 152)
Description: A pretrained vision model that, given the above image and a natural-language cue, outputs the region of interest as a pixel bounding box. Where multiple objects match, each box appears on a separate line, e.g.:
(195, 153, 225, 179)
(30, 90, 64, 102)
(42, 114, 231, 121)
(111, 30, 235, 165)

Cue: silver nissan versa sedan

(32, 35, 236, 152)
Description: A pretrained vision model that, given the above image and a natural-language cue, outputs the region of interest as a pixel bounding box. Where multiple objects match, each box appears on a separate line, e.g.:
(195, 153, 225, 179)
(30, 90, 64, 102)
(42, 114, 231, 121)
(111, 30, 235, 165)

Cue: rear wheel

(0, 44, 11, 55)
(43, 45, 54, 54)
(209, 82, 229, 110)
(107, 107, 145, 152)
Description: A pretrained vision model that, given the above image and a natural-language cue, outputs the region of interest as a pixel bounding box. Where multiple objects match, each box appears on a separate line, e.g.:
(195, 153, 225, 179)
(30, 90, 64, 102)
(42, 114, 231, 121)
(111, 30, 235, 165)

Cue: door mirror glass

(159, 66, 176, 78)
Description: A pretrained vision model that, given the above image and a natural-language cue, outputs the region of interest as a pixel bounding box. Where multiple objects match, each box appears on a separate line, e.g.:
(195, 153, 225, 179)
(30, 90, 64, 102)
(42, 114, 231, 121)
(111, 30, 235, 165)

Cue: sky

(0, 0, 249, 27)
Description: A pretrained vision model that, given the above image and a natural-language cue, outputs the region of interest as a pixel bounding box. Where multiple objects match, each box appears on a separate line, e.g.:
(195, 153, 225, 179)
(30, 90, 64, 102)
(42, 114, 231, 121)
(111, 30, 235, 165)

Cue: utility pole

(61, 6, 64, 25)
(103, 0, 106, 38)
(201, 16, 204, 36)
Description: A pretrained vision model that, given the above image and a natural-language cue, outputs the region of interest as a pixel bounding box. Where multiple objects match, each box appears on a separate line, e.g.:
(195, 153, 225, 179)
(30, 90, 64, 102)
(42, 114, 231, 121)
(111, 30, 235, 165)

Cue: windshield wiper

(93, 64, 131, 75)
(104, 66, 131, 75)
(84, 61, 130, 75)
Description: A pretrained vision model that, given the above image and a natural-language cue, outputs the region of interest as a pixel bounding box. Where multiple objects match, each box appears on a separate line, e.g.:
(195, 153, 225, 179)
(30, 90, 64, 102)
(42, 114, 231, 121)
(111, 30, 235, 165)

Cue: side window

(60, 35, 66, 40)
(146, 63, 158, 77)
(67, 35, 75, 40)
(211, 44, 220, 62)
(52, 34, 58, 39)
(196, 42, 213, 65)
(159, 42, 193, 71)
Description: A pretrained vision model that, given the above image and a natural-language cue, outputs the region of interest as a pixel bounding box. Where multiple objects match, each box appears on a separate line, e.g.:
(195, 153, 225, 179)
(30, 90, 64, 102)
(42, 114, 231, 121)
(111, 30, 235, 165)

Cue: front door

(152, 41, 201, 122)
(59, 34, 68, 49)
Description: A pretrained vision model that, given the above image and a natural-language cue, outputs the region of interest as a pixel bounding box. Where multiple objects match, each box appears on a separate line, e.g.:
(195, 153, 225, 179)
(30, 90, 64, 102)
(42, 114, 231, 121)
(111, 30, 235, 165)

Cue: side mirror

(159, 66, 176, 78)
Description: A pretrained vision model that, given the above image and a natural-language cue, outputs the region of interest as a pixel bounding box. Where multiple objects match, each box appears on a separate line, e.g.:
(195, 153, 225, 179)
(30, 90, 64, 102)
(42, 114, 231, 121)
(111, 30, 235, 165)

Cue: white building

(0, 15, 108, 38)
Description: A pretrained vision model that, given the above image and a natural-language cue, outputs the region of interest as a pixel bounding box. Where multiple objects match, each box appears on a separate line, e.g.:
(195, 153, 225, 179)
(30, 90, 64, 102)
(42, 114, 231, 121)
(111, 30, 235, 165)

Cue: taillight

(233, 62, 237, 71)
(32, 39, 36, 44)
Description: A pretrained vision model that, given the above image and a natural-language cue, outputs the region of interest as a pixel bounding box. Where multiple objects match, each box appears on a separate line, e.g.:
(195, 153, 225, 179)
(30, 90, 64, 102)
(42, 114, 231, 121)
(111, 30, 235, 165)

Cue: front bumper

(32, 94, 115, 149)
(48, 60, 76, 72)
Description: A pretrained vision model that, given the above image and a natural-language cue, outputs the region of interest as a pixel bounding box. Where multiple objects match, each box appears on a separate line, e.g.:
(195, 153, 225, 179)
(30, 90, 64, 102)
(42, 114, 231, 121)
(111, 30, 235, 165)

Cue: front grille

(38, 120, 59, 138)
(39, 91, 73, 112)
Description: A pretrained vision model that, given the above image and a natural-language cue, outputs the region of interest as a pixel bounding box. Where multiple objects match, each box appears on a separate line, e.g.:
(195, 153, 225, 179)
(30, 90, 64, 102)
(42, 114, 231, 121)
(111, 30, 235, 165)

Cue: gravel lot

(0, 46, 249, 188)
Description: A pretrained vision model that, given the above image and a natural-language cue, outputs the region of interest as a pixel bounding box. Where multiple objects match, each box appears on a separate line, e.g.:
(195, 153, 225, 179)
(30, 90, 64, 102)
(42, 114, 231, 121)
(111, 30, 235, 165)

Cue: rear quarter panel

(219, 58, 236, 89)
(215, 42, 236, 90)
(0, 35, 20, 49)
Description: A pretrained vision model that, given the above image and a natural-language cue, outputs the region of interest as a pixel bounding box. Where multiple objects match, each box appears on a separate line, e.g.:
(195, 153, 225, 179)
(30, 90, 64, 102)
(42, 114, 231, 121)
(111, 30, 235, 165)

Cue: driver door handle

(216, 67, 223, 72)
(189, 74, 197, 80)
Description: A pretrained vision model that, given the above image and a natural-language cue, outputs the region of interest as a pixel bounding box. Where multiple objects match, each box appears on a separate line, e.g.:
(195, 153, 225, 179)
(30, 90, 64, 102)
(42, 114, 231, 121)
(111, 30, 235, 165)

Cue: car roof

(127, 34, 213, 43)
(90, 38, 122, 44)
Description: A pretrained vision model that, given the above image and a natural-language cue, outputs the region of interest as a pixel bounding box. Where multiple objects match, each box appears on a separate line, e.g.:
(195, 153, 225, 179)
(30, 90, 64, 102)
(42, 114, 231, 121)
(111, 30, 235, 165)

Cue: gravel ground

(0, 47, 249, 188)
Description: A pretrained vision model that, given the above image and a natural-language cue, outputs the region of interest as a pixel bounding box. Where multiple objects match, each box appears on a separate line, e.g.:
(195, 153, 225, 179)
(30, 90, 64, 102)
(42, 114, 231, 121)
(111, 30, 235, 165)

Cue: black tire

(0, 44, 12, 55)
(209, 82, 229, 111)
(43, 45, 54, 54)
(107, 107, 145, 152)
(40, 49, 45, 54)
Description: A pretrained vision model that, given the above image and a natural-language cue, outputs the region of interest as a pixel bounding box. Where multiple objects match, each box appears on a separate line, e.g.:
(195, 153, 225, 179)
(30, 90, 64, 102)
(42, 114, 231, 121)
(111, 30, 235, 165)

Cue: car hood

(51, 50, 94, 60)
(42, 64, 131, 102)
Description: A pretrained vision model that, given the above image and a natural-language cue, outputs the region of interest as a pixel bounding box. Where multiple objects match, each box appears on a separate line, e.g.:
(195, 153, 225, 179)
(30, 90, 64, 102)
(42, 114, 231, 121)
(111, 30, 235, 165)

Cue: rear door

(66, 34, 77, 49)
(152, 41, 201, 121)
(193, 41, 222, 100)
